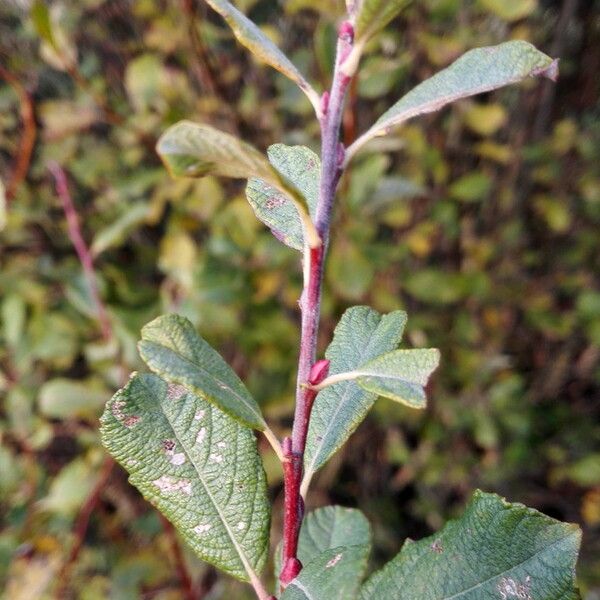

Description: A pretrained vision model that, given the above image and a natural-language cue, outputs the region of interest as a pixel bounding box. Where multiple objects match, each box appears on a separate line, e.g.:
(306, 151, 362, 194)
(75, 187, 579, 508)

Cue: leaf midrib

(145, 338, 264, 427)
(156, 385, 261, 583)
(390, 528, 577, 600)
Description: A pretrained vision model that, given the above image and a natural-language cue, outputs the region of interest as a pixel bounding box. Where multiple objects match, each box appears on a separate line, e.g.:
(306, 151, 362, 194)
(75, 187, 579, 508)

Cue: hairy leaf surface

(246, 144, 320, 251)
(204, 0, 321, 114)
(157, 121, 320, 247)
(282, 545, 370, 600)
(335, 348, 440, 408)
(302, 307, 407, 494)
(138, 314, 266, 430)
(100, 373, 270, 582)
(346, 41, 557, 162)
(360, 491, 581, 600)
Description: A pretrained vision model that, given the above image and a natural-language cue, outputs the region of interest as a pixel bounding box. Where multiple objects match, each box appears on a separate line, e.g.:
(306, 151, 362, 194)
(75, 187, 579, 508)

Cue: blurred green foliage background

(1, 0, 599, 598)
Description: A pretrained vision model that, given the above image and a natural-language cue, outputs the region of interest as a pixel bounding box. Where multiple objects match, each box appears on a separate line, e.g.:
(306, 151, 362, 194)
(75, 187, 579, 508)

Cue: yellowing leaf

(480, 0, 538, 22)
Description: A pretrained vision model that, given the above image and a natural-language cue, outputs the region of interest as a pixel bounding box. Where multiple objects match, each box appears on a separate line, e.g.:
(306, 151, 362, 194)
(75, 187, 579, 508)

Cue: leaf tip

(535, 58, 559, 82)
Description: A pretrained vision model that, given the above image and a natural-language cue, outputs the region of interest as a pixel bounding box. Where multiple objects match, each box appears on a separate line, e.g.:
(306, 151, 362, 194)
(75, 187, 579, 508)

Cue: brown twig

(48, 162, 112, 343)
(159, 516, 196, 600)
(54, 456, 115, 598)
(0, 65, 37, 202)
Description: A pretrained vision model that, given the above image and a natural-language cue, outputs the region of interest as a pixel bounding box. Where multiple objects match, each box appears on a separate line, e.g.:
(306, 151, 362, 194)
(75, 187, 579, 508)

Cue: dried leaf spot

(194, 410, 205, 421)
(210, 453, 223, 463)
(123, 415, 141, 427)
(431, 539, 443, 553)
(111, 399, 141, 428)
(498, 576, 532, 600)
(162, 439, 176, 452)
(266, 196, 286, 210)
(153, 475, 192, 495)
(167, 383, 187, 400)
(325, 553, 343, 568)
(194, 523, 212, 535)
(196, 427, 207, 445)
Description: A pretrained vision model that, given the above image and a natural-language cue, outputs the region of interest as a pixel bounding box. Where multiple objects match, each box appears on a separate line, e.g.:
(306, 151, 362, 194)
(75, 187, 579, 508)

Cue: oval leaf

(204, 0, 321, 115)
(346, 41, 558, 163)
(246, 144, 320, 251)
(138, 314, 266, 430)
(361, 490, 581, 600)
(319, 348, 440, 408)
(302, 307, 407, 495)
(100, 373, 270, 582)
(282, 545, 370, 600)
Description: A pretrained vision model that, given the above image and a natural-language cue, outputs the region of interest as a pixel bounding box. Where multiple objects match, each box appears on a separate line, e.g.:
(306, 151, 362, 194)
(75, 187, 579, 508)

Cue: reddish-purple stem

(280, 21, 355, 589)
(48, 162, 112, 342)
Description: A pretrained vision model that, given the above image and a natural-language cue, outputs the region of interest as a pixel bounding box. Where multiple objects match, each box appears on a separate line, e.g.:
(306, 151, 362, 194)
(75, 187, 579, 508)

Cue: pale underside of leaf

(246, 144, 320, 251)
(317, 348, 440, 408)
(138, 313, 266, 430)
(204, 0, 321, 115)
(360, 490, 581, 600)
(157, 121, 320, 248)
(99, 373, 270, 582)
(282, 545, 370, 600)
(346, 41, 558, 163)
(302, 307, 407, 495)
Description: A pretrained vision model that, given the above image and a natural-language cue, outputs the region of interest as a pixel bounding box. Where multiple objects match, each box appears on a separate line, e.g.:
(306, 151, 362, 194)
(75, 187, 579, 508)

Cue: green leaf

(360, 490, 581, 600)
(275, 506, 372, 579)
(38, 377, 111, 419)
(138, 314, 266, 430)
(354, 348, 440, 408)
(204, 0, 321, 114)
(354, 0, 411, 43)
(246, 144, 320, 251)
(346, 41, 558, 162)
(100, 373, 270, 582)
(282, 545, 370, 600)
(30, 0, 57, 49)
(302, 307, 407, 495)
(157, 121, 320, 248)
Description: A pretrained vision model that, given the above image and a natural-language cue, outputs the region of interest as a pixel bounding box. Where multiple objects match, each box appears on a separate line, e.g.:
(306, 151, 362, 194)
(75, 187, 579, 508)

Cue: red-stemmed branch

(279, 21, 355, 589)
(48, 162, 112, 342)
(48, 164, 195, 599)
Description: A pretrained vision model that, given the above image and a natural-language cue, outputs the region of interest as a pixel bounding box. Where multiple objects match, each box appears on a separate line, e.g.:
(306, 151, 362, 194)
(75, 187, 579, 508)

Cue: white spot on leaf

(194, 523, 212, 534)
(217, 442, 227, 448)
(237, 521, 246, 530)
(170, 452, 186, 465)
(326, 553, 342, 568)
(497, 576, 532, 600)
(167, 383, 187, 400)
(210, 453, 223, 463)
(194, 410, 205, 421)
(152, 475, 192, 495)
(196, 427, 206, 444)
